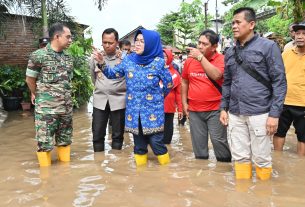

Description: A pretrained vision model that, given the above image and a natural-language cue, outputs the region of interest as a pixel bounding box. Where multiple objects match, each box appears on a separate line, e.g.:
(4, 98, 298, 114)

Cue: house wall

(122, 34, 136, 46)
(0, 15, 39, 67)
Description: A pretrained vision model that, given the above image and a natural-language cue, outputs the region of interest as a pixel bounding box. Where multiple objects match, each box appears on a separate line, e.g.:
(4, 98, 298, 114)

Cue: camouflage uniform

(26, 43, 73, 151)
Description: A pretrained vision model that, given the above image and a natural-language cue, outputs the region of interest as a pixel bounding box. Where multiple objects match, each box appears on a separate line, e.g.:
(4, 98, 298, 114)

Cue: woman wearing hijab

(163, 49, 183, 144)
(93, 29, 173, 166)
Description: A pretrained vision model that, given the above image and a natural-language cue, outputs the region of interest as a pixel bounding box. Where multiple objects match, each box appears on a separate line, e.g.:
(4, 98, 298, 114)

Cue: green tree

(174, 0, 207, 49)
(292, 0, 305, 22)
(156, 12, 179, 45)
(268, 0, 305, 22)
(156, 0, 212, 49)
(67, 32, 94, 108)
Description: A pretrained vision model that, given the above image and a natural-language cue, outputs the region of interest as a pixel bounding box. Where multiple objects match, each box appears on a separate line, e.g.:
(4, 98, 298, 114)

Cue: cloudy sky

(65, 0, 230, 47)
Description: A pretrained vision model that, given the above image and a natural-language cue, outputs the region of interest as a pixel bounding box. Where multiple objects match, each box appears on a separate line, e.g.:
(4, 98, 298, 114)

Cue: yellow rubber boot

(36, 151, 51, 167)
(256, 166, 272, 180)
(134, 154, 148, 166)
(234, 162, 252, 179)
(157, 152, 170, 165)
(57, 145, 71, 162)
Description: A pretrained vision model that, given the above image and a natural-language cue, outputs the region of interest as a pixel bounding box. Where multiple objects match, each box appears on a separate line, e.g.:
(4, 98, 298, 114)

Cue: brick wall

(0, 15, 38, 67)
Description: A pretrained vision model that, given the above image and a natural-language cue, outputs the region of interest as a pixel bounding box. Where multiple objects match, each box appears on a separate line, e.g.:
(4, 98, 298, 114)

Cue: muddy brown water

(0, 106, 305, 207)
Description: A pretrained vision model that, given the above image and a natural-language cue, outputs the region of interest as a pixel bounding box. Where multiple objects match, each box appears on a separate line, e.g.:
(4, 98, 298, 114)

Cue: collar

(236, 33, 259, 48)
(46, 43, 65, 55)
(208, 52, 219, 61)
(105, 55, 117, 60)
(104, 51, 119, 60)
(292, 46, 305, 56)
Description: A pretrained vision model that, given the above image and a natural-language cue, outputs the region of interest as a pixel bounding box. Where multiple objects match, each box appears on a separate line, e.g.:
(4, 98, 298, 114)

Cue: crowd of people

(25, 6, 304, 182)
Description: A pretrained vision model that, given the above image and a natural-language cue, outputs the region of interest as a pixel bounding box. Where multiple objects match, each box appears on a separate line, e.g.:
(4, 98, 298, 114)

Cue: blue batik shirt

(102, 56, 173, 135)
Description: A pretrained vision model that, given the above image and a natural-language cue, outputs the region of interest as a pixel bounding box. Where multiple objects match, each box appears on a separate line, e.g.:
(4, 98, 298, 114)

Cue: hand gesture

(186, 47, 204, 60)
(92, 46, 105, 64)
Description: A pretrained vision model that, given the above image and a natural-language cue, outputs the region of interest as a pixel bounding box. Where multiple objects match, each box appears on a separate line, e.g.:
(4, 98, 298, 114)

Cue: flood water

(0, 105, 305, 207)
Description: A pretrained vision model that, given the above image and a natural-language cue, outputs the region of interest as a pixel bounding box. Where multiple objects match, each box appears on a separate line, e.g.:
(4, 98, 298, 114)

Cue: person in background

(89, 28, 126, 152)
(283, 23, 296, 51)
(93, 29, 173, 166)
(222, 36, 232, 54)
(220, 7, 286, 180)
(273, 22, 305, 156)
(163, 49, 183, 144)
(173, 54, 182, 74)
(119, 39, 132, 54)
(178, 53, 188, 126)
(38, 37, 49, 48)
(26, 22, 73, 167)
(182, 29, 231, 162)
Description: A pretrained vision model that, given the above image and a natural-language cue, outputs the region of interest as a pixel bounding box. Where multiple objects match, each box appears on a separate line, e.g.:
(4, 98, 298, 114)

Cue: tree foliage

(221, 0, 301, 38)
(222, 0, 305, 36)
(157, 0, 212, 50)
(94, 0, 108, 11)
(292, 0, 305, 22)
(156, 12, 179, 45)
(67, 32, 94, 108)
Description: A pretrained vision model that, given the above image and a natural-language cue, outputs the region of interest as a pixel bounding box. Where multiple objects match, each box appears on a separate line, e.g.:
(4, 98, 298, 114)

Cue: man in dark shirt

(220, 7, 287, 180)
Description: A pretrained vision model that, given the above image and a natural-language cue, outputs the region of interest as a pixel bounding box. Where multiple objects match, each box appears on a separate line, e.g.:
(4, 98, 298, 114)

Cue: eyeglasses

(135, 39, 144, 44)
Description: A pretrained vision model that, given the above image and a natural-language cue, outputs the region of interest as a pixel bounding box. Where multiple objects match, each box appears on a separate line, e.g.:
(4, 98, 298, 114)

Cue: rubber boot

(57, 145, 71, 162)
(234, 162, 252, 179)
(134, 154, 148, 166)
(36, 151, 51, 167)
(256, 166, 272, 180)
(157, 152, 170, 165)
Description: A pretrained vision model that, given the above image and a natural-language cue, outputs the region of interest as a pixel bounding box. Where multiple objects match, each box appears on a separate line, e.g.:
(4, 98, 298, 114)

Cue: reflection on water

(0, 106, 305, 207)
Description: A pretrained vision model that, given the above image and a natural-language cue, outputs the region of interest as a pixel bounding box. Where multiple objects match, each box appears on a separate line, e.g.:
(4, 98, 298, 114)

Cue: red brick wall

(0, 15, 38, 67)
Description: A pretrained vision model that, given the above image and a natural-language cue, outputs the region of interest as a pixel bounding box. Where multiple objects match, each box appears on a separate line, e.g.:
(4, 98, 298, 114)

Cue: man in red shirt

(181, 29, 231, 162)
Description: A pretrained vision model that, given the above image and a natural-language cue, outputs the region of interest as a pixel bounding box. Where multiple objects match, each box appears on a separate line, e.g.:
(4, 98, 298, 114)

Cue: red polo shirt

(182, 52, 224, 112)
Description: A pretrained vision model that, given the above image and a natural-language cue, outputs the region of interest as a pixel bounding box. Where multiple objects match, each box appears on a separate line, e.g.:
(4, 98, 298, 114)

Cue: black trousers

(92, 102, 125, 151)
(178, 115, 187, 125)
(163, 113, 175, 144)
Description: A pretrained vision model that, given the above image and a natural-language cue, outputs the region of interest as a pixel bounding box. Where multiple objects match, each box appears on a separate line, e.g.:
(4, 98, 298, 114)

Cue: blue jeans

(133, 121, 167, 155)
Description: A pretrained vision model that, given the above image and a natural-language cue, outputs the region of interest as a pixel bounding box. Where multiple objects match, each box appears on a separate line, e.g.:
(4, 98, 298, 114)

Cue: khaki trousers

(228, 113, 272, 168)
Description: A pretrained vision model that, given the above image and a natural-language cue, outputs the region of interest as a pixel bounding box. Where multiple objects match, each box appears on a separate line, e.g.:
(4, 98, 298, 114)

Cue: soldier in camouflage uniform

(26, 22, 73, 167)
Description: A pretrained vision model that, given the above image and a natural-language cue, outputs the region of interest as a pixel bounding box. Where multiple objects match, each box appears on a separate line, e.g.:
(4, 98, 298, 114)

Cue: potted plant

(21, 89, 32, 111)
(0, 65, 25, 111)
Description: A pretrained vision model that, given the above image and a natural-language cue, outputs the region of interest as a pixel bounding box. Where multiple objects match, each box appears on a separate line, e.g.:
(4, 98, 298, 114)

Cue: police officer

(26, 22, 73, 167)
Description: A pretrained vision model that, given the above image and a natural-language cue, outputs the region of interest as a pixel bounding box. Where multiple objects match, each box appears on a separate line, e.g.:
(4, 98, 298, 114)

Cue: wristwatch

(197, 54, 203, 62)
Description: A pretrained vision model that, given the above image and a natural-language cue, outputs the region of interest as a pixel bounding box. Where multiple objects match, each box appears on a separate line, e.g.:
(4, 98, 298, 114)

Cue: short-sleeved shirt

(89, 54, 126, 111)
(282, 47, 305, 107)
(26, 43, 74, 114)
(182, 52, 224, 111)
